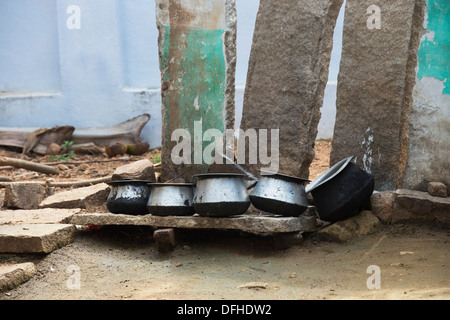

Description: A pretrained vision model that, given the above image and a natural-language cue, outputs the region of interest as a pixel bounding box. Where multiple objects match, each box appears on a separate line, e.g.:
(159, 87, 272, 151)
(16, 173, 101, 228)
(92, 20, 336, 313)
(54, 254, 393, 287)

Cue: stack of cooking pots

(106, 172, 311, 218)
(106, 156, 374, 221)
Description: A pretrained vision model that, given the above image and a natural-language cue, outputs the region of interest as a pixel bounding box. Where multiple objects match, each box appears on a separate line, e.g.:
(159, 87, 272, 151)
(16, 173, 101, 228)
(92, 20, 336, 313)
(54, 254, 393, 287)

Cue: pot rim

(259, 170, 310, 184)
(107, 179, 152, 186)
(147, 183, 195, 187)
(192, 173, 247, 180)
(305, 156, 354, 193)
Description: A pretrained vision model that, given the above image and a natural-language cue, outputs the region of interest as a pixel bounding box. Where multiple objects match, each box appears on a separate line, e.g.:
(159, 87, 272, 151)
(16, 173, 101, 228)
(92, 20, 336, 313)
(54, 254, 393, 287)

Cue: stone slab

(240, 0, 343, 178)
(393, 189, 450, 224)
(70, 213, 317, 235)
(330, 0, 424, 190)
(39, 183, 110, 211)
(0, 262, 36, 292)
(0, 208, 81, 225)
(0, 224, 76, 253)
(156, 0, 237, 182)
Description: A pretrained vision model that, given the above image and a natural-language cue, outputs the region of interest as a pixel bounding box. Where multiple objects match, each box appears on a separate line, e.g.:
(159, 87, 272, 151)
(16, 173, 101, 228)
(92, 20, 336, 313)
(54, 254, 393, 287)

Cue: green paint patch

(417, 0, 450, 94)
(160, 26, 227, 159)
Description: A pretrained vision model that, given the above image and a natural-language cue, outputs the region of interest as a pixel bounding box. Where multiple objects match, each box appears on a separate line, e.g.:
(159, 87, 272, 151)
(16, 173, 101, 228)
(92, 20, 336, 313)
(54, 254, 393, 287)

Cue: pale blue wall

(0, 0, 61, 92)
(0, 0, 340, 148)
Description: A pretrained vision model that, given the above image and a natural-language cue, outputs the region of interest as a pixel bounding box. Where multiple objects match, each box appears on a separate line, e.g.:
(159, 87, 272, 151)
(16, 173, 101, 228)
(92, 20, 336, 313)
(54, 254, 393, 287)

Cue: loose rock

(313, 210, 380, 242)
(370, 191, 396, 224)
(45, 143, 63, 156)
(153, 228, 176, 253)
(4, 183, 47, 210)
(112, 159, 155, 182)
(427, 182, 447, 198)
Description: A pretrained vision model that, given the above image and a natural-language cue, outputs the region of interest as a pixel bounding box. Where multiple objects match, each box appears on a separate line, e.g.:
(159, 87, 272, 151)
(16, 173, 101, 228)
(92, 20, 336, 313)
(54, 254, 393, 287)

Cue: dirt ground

(1, 139, 449, 300)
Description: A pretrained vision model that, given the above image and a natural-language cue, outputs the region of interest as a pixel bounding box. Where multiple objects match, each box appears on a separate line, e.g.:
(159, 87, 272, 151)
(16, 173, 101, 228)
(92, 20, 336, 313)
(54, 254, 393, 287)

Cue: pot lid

(305, 156, 354, 193)
(259, 170, 310, 183)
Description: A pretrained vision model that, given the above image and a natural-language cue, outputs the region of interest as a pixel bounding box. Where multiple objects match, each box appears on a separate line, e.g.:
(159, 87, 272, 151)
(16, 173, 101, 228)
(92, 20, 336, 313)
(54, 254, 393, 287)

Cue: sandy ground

(1, 223, 449, 300)
(1, 140, 449, 301)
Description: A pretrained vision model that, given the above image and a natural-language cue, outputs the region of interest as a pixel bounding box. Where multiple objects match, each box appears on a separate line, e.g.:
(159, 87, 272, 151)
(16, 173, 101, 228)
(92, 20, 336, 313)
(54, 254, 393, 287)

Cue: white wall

(0, 0, 341, 148)
(316, 0, 345, 140)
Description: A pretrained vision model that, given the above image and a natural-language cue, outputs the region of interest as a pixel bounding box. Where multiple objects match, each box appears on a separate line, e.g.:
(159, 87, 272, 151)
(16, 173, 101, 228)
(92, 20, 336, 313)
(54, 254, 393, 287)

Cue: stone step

(70, 212, 317, 235)
(39, 183, 109, 211)
(393, 189, 450, 224)
(0, 208, 81, 225)
(0, 224, 76, 254)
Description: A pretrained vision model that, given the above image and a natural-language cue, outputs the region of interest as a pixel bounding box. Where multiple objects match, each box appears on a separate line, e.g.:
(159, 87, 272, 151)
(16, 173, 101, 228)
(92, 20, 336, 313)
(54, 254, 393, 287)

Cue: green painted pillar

(156, 0, 236, 182)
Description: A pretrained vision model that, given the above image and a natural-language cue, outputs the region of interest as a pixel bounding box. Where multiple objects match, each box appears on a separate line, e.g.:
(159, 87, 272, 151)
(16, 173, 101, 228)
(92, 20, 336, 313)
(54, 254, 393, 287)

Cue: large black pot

(306, 157, 374, 222)
(106, 180, 151, 215)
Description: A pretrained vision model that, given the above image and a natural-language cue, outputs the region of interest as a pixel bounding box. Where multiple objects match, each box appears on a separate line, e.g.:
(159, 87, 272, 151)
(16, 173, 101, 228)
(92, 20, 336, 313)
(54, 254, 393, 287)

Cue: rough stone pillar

(401, 0, 450, 191)
(330, 0, 425, 191)
(239, 0, 344, 179)
(156, 0, 236, 182)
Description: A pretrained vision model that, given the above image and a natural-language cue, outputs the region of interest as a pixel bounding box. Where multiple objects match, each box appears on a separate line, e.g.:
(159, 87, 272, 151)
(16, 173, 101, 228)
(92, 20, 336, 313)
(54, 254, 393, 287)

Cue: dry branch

(0, 156, 58, 175)
(46, 176, 111, 188)
(45, 157, 145, 166)
(0, 176, 111, 189)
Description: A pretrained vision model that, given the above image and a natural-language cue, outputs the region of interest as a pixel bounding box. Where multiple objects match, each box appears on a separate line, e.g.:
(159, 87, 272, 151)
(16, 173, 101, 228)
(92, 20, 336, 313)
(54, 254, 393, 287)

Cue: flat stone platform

(70, 212, 317, 235)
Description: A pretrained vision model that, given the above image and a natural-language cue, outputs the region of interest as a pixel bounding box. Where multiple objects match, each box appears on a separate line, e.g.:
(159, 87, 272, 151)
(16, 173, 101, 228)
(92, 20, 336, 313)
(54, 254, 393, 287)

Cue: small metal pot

(106, 180, 151, 215)
(250, 171, 310, 217)
(192, 173, 251, 217)
(305, 157, 374, 222)
(146, 183, 195, 216)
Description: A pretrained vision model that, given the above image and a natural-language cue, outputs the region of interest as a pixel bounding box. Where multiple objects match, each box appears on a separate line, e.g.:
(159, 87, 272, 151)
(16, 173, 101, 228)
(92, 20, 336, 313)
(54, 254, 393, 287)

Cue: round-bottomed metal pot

(250, 171, 310, 217)
(146, 183, 195, 216)
(192, 173, 251, 217)
(106, 180, 151, 215)
(305, 157, 374, 222)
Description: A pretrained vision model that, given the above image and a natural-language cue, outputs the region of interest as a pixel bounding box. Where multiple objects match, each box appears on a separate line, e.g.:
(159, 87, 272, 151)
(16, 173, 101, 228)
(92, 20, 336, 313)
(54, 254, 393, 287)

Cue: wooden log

(71, 113, 151, 146)
(0, 157, 58, 175)
(0, 114, 151, 155)
(23, 126, 75, 155)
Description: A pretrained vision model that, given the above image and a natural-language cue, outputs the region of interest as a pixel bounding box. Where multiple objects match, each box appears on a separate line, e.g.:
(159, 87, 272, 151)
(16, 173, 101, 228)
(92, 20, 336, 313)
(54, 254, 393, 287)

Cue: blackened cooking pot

(250, 171, 310, 217)
(146, 183, 195, 216)
(192, 173, 251, 217)
(106, 180, 151, 215)
(305, 157, 374, 222)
